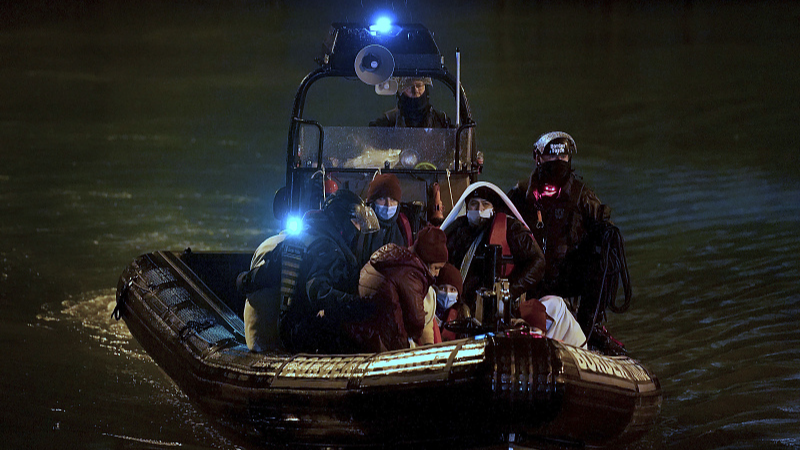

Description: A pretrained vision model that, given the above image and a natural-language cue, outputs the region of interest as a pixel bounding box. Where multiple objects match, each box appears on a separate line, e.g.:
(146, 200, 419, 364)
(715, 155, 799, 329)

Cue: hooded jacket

(445, 213, 545, 305)
(354, 243, 434, 352)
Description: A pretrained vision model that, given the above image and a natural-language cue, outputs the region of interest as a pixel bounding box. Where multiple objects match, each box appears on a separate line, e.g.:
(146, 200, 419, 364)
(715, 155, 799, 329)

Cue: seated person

(369, 77, 451, 128)
(445, 187, 545, 306)
(353, 226, 448, 352)
(445, 185, 586, 347)
(433, 262, 465, 342)
(355, 173, 414, 266)
(538, 295, 587, 348)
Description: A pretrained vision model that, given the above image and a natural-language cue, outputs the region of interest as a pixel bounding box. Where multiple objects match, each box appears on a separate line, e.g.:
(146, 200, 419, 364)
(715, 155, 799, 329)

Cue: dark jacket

(369, 106, 450, 128)
(355, 243, 434, 352)
(445, 213, 545, 305)
(278, 211, 371, 354)
(507, 171, 611, 298)
(354, 211, 412, 267)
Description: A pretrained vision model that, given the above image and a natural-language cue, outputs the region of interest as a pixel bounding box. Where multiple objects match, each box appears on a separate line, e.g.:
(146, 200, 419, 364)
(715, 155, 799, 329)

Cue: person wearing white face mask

(356, 174, 414, 266)
(444, 188, 546, 316)
(446, 187, 587, 348)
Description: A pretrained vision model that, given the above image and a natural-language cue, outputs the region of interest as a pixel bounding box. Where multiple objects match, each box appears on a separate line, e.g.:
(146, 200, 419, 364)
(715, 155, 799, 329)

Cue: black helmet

(323, 189, 380, 235)
(533, 131, 577, 161)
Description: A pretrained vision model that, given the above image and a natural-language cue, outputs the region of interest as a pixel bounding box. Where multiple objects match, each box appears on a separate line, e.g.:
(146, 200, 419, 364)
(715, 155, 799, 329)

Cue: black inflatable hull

(116, 250, 661, 449)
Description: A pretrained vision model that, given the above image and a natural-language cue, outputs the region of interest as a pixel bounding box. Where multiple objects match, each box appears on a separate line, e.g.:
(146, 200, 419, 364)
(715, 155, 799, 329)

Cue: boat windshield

(296, 125, 472, 171)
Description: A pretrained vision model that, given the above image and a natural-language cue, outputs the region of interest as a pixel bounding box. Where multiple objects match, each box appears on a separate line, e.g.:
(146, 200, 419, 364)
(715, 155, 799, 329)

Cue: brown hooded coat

(354, 243, 434, 352)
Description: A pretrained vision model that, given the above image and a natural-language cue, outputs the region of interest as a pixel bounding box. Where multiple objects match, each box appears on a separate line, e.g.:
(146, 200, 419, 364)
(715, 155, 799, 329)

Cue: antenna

(455, 48, 461, 127)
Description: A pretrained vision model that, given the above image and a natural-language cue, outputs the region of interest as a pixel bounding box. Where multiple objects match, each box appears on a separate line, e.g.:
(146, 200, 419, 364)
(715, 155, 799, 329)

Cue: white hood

(440, 181, 530, 233)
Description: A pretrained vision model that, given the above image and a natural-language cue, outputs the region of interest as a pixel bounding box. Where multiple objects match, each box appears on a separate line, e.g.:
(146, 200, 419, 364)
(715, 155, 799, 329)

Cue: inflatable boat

(113, 21, 660, 448)
(114, 249, 661, 449)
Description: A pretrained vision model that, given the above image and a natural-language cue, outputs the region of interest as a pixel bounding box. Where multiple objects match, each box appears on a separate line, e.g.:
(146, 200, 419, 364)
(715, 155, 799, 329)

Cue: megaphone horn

(355, 44, 394, 86)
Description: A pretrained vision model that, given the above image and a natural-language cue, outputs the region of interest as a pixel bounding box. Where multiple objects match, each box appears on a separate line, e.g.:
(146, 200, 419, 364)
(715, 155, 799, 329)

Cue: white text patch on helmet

(548, 142, 568, 155)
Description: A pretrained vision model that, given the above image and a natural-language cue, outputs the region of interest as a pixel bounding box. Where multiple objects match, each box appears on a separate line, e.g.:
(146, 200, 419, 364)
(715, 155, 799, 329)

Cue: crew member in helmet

(277, 189, 381, 354)
(355, 173, 414, 266)
(369, 77, 451, 128)
(507, 131, 619, 335)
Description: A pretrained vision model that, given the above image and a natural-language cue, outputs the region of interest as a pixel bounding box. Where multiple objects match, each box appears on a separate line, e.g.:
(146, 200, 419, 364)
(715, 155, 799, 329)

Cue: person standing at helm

(277, 189, 381, 354)
(355, 173, 414, 266)
(369, 77, 451, 128)
(507, 131, 618, 334)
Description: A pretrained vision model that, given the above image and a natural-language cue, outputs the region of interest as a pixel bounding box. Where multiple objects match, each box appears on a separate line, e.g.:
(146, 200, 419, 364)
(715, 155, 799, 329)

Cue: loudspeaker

(354, 44, 394, 86)
(375, 78, 398, 95)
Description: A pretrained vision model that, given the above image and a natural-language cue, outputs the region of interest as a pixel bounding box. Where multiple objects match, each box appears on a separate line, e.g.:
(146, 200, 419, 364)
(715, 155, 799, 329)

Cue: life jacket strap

(279, 240, 305, 312)
(489, 212, 514, 276)
(398, 212, 414, 246)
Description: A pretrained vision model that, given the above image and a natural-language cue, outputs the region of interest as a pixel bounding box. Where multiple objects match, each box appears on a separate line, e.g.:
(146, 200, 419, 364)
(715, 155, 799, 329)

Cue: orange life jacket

(488, 212, 514, 277)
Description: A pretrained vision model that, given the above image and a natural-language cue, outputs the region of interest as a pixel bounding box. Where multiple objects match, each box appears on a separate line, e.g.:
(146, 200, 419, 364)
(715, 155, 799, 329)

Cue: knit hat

(412, 226, 448, 264)
(435, 262, 462, 298)
(367, 173, 402, 203)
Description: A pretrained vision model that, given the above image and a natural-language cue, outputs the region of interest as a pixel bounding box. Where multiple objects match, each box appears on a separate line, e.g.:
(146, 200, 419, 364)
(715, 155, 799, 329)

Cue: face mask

(466, 210, 482, 226)
(373, 204, 398, 221)
(538, 160, 571, 187)
(436, 290, 458, 318)
(398, 92, 430, 124)
(467, 208, 493, 226)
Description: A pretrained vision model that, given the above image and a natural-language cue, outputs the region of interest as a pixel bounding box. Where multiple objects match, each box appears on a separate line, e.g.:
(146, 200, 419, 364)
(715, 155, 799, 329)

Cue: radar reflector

(354, 44, 395, 86)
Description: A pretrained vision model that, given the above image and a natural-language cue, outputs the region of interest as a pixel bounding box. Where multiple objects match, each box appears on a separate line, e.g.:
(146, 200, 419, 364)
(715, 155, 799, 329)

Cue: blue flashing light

(285, 215, 303, 235)
(369, 16, 401, 37)
(370, 16, 392, 34)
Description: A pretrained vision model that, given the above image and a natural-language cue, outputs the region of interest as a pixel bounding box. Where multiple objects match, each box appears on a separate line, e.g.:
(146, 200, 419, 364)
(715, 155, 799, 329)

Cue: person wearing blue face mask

(356, 174, 414, 266)
(434, 262, 468, 342)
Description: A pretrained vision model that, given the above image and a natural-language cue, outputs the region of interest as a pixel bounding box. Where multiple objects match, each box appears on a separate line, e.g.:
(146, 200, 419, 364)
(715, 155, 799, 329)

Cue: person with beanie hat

(434, 262, 462, 321)
(412, 226, 449, 274)
(356, 173, 414, 266)
(351, 226, 448, 352)
(433, 262, 464, 342)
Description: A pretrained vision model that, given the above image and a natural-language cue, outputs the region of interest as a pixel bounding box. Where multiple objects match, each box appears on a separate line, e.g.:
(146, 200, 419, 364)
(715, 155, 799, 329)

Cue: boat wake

(35, 288, 152, 362)
(101, 432, 183, 447)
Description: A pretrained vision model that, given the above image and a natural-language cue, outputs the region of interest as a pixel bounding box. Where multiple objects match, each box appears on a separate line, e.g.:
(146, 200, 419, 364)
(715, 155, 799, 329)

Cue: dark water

(2, 1, 799, 449)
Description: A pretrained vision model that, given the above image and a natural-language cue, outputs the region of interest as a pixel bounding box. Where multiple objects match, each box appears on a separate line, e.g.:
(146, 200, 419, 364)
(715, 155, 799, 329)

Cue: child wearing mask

(434, 262, 465, 342)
